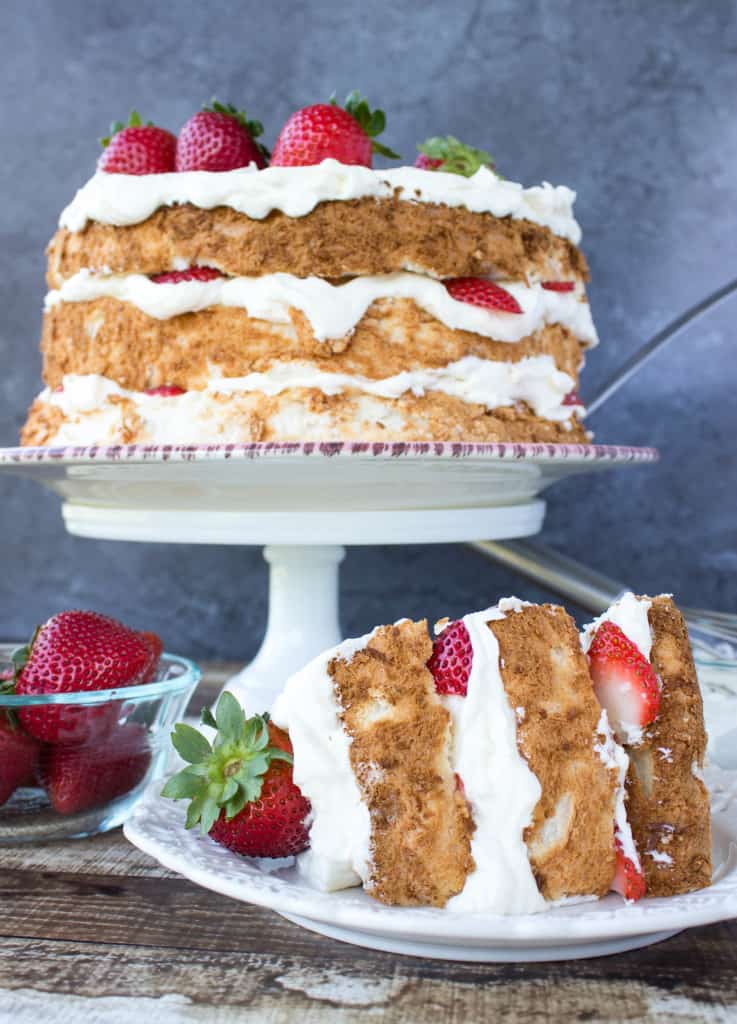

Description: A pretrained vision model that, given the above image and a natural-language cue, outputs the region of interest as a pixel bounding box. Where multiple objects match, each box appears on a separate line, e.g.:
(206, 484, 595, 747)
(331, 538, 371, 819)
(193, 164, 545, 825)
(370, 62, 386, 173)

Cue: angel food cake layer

(271, 594, 711, 911)
(22, 162, 598, 447)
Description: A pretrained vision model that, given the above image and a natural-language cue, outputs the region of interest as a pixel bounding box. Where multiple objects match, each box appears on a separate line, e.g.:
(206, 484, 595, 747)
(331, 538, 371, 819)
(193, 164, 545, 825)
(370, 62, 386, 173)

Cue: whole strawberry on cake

(22, 91, 598, 447)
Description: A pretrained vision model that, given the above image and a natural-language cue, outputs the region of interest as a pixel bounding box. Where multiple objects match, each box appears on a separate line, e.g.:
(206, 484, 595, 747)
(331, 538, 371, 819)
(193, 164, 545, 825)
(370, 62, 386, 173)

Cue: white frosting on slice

(46, 270, 598, 349)
(443, 599, 547, 915)
(270, 631, 377, 892)
(594, 709, 641, 872)
(59, 160, 582, 243)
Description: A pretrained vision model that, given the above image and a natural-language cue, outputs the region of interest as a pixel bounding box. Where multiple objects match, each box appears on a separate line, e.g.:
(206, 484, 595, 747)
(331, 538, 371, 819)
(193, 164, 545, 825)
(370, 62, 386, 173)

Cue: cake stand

(0, 441, 657, 712)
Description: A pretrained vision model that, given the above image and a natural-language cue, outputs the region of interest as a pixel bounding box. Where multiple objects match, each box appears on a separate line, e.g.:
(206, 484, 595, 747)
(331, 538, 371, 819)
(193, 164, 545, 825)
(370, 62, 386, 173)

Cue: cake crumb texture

(329, 620, 474, 907)
(490, 604, 618, 900)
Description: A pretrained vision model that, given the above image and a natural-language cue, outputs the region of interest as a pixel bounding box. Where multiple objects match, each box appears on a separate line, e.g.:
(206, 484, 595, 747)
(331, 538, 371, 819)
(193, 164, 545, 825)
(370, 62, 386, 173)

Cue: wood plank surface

(0, 664, 735, 1023)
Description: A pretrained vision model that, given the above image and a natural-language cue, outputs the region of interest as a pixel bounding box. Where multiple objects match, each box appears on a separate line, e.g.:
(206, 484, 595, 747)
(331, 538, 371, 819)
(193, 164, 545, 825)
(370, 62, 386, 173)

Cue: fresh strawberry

(271, 91, 399, 168)
(98, 111, 176, 175)
(150, 267, 224, 284)
(144, 386, 186, 398)
(162, 691, 311, 858)
(428, 620, 473, 696)
(562, 389, 582, 407)
(176, 101, 268, 172)
(445, 277, 523, 314)
(14, 611, 157, 745)
(415, 136, 495, 177)
(138, 631, 163, 682)
(41, 722, 151, 814)
(541, 281, 575, 292)
(587, 621, 661, 742)
(612, 832, 646, 901)
(0, 716, 40, 806)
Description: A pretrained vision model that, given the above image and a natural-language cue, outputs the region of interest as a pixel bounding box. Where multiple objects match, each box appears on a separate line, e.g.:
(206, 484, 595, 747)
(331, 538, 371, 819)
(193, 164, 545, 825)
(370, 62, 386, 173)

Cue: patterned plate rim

(0, 442, 660, 466)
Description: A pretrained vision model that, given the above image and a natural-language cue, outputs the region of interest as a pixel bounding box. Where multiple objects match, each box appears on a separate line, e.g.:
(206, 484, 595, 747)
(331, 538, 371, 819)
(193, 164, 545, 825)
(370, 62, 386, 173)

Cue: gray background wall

(0, 0, 734, 657)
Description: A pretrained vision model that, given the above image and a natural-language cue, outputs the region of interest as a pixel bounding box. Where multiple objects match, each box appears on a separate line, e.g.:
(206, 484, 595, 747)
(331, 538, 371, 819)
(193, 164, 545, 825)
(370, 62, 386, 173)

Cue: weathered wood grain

(0, 663, 735, 1023)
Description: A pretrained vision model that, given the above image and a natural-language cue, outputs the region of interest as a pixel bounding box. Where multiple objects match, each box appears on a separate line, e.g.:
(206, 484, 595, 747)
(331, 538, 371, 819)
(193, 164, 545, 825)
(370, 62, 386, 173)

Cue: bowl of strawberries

(0, 609, 200, 841)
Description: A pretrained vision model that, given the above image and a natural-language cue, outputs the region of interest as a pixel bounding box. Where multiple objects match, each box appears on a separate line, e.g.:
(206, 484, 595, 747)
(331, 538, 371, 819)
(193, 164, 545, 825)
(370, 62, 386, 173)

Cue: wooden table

(1, 664, 736, 1023)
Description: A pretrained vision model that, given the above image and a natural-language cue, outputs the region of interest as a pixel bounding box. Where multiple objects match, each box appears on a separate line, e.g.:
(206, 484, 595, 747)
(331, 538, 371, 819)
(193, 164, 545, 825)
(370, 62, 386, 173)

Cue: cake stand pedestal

(0, 441, 658, 713)
(60, 500, 545, 712)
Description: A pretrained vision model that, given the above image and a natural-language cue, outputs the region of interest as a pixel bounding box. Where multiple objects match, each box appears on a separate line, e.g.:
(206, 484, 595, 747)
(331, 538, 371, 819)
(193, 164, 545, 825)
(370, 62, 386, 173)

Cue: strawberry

(562, 389, 582, 407)
(144, 386, 186, 398)
(176, 101, 268, 172)
(150, 267, 224, 284)
(0, 716, 40, 806)
(587, 621, 661, 742)
(41, 722, 151, 814)
(270, 91, 399, 168)
(541, 281, 575, 292)
(445, 277, 523, 315)
(162, 691, 311, 858)
(612, 832, 646, 901)
(98, 111, 176, 175)
(138, 631, 163, 682)
(14, 611, 158, 745)
(428, 620, 473, 696)
(415, 136, 495, 177)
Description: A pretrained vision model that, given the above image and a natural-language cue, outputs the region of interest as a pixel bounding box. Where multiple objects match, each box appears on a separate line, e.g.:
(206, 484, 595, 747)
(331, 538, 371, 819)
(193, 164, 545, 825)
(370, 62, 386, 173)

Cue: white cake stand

(0, 441, 657, 712)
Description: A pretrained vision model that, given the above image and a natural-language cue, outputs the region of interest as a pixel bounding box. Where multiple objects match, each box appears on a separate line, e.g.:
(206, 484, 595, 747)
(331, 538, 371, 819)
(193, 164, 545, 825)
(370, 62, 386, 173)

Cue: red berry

(541, 281, 576, 292)
(445, 277, 523, 314)
(588, 621, 661, 741)
(15, 611, 157, 745)
(138, 631, 163, 682)
(562, 390, 582, 407)
(98, 114, 176, 175)
(414, 153, 443, 170)
(0, 717, 40, 806)
(176, 107, 267, 172)
(144, 386, 186, 398)
(150, 267, 223, 284)
(612, 832, 646, 901)
(41, 722, 151, 815)
(271, 92, 397, 169)
(428, 620, 473, 696)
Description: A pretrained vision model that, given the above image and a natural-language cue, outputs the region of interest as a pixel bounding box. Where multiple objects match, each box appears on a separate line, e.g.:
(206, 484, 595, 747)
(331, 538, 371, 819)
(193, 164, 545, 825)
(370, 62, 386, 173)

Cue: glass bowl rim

(0, 644, 201, 706)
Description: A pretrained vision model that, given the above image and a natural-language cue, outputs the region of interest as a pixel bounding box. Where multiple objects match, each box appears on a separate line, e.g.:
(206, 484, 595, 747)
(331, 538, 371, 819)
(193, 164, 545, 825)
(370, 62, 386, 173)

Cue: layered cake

(21, 97, 598, 446)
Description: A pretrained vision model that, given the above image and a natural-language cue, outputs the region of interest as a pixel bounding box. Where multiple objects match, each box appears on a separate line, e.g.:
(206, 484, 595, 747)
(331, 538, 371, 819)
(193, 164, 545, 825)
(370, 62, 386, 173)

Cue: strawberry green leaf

(215, 691, 245, 744)
(170, 722, 212, 764)
(161, 768, 203, 800)
(200, 705, 217, 730)
(416, 135, 496, 177)
(100, 110, 154, 148)
(336, 90, 400, 160)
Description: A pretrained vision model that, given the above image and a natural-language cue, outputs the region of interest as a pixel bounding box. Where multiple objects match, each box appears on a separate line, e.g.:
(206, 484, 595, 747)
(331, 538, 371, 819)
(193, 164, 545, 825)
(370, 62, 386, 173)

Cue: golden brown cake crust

(329, 620, 474, 908)
(490, 605, 617, 900)
(21, 389, 588, 447)
(40, 297, 585, 393)
(47, 197, 589, 286)
(625, 596, 712, 896)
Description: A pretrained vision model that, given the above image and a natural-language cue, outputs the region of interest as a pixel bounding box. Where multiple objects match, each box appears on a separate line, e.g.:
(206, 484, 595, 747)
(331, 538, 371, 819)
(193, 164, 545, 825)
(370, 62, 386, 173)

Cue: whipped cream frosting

(42, 351, 582, 431)
(593, 708, 641, 871)
(271, 631, 376, 892)
(46, 269, 598, 349)
(441, 598, 548, 915)
(59, 160, 582, 243)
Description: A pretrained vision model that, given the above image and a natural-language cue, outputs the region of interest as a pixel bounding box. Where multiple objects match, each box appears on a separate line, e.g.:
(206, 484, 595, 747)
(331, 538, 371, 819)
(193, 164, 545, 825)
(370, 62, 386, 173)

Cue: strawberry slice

(428, 620, 473, 696)
(150, 268, 223, 284)
(541, 281, 575, 292)
(612, 832, 646, 901)
(562, 389, 582, 407)
(144, 386, 187, 398)
(444, 278, 522, 314)
(587, 621, 660, 742)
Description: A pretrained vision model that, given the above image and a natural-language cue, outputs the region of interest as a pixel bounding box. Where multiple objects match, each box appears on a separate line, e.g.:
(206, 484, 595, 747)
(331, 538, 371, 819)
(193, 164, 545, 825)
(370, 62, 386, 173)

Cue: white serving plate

(125, 766, 737, 963)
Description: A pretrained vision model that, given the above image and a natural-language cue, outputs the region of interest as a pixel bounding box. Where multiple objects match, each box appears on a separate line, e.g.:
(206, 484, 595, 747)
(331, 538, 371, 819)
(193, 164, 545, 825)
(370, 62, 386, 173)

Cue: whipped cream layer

(59, 160, 582, 243)
(441, 598, 547, 915)
(271, 631, 377, 892)
(43, 351, 582, 431)
(46, 269, 598, 349)
(594, 708, 641, 872)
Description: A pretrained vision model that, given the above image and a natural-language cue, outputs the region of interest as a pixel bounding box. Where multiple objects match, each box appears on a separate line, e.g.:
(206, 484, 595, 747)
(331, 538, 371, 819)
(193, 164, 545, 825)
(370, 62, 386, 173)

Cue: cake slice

(582, 593, 712, 896)
(272, 599, 628, 912)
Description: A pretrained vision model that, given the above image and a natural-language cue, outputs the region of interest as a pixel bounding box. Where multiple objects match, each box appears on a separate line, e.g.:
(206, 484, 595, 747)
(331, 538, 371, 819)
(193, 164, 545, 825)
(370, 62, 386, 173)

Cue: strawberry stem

(416, 135, 496, 177)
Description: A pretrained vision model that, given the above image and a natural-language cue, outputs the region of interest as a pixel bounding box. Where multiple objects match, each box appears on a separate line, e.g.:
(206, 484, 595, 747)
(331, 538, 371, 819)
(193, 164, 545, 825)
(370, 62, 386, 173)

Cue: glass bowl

(0, 643, 200, 842)
(696, 653, 737, 770)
